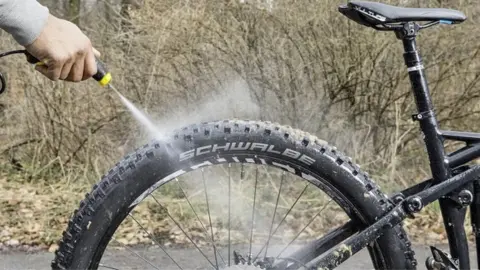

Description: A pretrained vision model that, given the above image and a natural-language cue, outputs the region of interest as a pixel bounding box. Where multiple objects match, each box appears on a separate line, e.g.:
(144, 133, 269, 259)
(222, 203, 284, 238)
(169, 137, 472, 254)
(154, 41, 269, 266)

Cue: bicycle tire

(51, 120, 417, 269)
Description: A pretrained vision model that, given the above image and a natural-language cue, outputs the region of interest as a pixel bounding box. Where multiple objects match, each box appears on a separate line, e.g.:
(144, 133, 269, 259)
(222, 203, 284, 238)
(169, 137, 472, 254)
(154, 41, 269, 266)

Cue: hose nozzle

(93, 58, 111, 87)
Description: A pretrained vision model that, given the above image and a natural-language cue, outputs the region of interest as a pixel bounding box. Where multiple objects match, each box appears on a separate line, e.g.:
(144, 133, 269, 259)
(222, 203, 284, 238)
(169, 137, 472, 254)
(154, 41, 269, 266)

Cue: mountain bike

(42, 1, 480, 269)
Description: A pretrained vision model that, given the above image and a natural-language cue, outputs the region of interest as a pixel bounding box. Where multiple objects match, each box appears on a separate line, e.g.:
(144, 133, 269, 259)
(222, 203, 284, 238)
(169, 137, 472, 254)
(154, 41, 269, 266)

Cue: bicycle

(28, 1, 480, 269)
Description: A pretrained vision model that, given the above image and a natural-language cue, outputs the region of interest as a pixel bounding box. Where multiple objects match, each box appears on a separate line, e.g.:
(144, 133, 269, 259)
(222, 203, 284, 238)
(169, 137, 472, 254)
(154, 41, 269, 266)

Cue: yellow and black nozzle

(93, 58, 112, 87)
(25, 52, 111, 87)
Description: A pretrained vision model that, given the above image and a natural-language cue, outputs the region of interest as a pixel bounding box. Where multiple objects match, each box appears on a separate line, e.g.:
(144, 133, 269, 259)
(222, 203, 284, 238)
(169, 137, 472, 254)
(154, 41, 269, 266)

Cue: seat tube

(401, 36, 449, 181)
(400, 24, 469, 268)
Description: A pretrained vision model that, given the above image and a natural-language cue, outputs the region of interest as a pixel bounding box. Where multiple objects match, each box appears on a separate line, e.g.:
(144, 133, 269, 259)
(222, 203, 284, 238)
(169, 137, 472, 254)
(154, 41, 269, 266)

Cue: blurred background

(0, 0, 478, 249)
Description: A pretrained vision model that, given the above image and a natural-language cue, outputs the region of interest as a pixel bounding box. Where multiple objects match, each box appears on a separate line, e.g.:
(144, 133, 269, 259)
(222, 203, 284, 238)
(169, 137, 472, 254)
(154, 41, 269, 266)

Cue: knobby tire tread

(51, 120, 417, 269)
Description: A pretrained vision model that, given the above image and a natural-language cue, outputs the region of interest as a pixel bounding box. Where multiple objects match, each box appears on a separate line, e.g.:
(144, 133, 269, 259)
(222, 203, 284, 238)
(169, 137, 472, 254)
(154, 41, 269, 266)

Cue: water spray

(0, 49, 162, 139)
(26, 51, 162, 137)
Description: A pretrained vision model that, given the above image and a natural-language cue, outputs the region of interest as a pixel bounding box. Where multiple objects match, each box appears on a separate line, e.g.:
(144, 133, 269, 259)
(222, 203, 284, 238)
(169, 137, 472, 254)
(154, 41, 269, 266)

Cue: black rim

(85, 156, 378, 269)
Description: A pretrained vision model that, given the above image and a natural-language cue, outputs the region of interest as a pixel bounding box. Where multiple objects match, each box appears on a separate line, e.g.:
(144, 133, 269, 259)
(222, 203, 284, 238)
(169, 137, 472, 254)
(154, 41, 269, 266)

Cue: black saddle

(339, 1, 466, 27)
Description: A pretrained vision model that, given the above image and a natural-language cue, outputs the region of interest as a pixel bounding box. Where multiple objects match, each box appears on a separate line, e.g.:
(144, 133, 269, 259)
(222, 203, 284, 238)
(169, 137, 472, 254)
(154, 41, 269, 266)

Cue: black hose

(0, 49, 30, 95)
(0, 72, 5, 95)
(0, 49, 27, 58)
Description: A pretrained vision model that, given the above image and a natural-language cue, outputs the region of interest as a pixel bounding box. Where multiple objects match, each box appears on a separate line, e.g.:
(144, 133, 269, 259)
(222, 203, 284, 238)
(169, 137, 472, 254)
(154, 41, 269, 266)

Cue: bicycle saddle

(341, 1, 466, 25)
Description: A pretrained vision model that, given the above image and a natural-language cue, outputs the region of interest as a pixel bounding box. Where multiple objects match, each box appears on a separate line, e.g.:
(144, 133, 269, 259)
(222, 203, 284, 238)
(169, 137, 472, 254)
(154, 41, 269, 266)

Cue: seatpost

(396, 22, 470, 269)
(396, 22, 449, 182)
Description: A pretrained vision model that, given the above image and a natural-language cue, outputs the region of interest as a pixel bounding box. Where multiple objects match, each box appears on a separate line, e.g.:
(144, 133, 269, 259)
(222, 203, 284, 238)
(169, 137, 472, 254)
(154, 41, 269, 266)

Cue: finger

(47, 61, 63, 81)
(60, 59, 75, 80)
(82, 50, 97, 80)
(67, 57, 85, 82)
(93, 47, 101, 58)
(35, 65, 50, 78)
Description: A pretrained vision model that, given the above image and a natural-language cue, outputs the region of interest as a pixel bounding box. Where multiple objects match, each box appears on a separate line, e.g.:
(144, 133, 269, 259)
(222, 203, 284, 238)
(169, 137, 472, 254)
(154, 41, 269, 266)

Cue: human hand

(25, 14, 100, 82)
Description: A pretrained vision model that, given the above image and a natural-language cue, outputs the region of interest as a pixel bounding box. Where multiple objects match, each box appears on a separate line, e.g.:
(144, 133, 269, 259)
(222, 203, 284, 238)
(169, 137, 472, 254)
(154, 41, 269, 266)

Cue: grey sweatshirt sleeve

(0, 0, 49, 46)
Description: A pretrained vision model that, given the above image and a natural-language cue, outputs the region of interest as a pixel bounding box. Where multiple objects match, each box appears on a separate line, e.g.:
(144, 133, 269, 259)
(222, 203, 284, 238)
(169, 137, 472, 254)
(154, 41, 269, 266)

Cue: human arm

(0, 0, 98, 81)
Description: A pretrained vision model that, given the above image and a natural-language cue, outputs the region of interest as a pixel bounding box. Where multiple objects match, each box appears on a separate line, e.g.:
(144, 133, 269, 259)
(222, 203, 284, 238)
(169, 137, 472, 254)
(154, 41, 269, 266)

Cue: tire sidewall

(66, 122, 411, 269)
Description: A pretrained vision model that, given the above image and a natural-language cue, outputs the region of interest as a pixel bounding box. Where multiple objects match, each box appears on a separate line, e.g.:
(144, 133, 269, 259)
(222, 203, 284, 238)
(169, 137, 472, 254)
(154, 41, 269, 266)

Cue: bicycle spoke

(127, 213, 183, 269)
(253, 183, 309, 259)
(263, 171, 285, 260)
(99, 264, 120, 270)
(228, 163, 232, 266)
(150, 194, 216, 269)
(202, 169, 219, 270)
(111, 237, 160, 270)
(175, 178, 225, 265)
(241, 163, 245, 180)
(110, 160, 359, 269)
(248, 167, 259, 265)
(279, 220, 357, 269)
(261, 166, 289, 206)
(276, 199, 333, 258)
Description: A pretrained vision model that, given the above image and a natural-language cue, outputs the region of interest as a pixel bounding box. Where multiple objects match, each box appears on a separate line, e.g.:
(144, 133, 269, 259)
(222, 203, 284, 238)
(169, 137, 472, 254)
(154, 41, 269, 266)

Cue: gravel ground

(0, 244, 477, 269)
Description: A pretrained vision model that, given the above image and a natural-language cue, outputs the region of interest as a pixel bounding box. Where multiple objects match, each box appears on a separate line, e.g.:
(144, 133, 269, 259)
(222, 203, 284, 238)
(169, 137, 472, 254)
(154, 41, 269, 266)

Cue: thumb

(35, 64, 50, 78)
(93, 47, 101, 58)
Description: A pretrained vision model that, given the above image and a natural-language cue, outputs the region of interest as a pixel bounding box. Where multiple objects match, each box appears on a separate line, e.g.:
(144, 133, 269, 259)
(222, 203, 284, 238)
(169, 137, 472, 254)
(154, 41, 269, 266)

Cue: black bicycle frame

(280, 22, 480, 270)
(401, 22, 470, 270)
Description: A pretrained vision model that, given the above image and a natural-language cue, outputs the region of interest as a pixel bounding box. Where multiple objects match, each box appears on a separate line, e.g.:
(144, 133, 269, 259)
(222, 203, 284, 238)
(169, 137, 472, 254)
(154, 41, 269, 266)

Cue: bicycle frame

(281, 22, 480, 270)
(400, 21, 473, 269)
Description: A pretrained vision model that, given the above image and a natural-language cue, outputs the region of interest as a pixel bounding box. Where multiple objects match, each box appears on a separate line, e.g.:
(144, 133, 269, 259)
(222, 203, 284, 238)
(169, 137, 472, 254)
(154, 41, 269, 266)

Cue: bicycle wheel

(52, 120, 416, 269)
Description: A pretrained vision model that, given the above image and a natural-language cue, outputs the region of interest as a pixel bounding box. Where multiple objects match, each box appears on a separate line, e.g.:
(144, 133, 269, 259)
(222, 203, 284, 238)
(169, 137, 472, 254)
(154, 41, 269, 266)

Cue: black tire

(51, 120, 417, 269)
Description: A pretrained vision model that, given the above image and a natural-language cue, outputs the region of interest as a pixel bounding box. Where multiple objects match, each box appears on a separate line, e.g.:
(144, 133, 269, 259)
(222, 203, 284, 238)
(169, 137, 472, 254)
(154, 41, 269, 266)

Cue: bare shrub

(1, 0, 480, 189)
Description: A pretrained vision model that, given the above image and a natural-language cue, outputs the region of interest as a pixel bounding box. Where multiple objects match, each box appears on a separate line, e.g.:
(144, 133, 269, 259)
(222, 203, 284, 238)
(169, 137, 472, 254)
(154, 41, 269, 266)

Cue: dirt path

(1, 244, 477, 269)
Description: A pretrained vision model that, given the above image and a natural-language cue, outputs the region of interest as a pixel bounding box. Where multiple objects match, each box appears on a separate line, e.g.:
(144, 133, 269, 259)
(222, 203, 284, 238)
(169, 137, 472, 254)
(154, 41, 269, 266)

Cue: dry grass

(0, 0, 479, 248)
(0, 166, 85, 248)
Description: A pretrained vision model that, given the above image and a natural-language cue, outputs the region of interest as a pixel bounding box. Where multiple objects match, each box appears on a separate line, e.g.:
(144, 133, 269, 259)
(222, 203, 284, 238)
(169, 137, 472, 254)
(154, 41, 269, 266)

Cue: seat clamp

(395, 22, 420, 39)
(412, 110, 434, 121)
